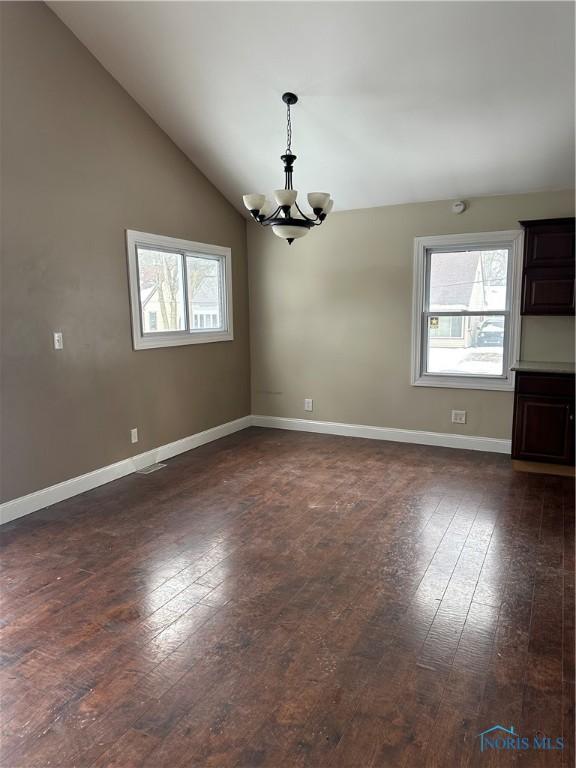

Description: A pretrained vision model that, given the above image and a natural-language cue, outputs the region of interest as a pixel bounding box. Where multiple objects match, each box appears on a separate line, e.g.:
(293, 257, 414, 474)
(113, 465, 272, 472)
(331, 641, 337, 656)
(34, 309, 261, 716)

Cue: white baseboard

(251, 415, 512, 455)
(0, 416, 252, 525)
(0, 413, 511, 526)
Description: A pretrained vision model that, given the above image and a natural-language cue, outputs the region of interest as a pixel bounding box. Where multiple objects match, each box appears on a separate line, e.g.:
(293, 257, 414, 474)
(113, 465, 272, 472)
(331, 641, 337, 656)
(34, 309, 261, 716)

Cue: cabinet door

(522, 219, 575, 268)
(513, 395, 574, 464)
(522, 267, 575, 315)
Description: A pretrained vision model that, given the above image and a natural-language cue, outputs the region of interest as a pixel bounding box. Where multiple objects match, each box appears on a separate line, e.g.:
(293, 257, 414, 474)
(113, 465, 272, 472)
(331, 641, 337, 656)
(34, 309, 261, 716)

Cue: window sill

(412, 374, 515, 392)
(133, 331, 234, 350)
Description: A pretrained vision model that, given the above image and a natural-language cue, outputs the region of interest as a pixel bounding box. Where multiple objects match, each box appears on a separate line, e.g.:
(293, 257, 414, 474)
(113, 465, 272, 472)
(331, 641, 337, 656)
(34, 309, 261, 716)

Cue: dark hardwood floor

(0, 427, 574, 767)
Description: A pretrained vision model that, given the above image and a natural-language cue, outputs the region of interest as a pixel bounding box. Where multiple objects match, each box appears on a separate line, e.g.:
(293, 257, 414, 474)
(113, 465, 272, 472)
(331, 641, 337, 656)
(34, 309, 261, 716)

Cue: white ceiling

(50, 1, 574, 213)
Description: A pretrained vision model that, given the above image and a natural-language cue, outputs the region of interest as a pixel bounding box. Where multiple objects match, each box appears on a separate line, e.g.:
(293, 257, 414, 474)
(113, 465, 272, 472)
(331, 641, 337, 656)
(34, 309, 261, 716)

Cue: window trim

(126, 230, 233, 350)
(411, 230, 523, 391)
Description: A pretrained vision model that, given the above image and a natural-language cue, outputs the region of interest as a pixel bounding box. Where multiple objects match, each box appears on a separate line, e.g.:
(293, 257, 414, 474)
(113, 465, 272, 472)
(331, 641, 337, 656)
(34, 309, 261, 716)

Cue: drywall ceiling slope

(50, 1, 575, 213)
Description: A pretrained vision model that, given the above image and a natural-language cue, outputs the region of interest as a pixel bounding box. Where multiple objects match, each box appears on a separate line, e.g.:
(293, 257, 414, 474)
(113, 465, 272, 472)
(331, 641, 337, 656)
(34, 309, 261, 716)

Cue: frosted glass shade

(274, 189, 298, 207)
(243, 193, 266, 212)
(324, 199, 334, 214)
(307, 192, 330, 211)
(272, 224, 310, 241)
(259, 200, 274, 217)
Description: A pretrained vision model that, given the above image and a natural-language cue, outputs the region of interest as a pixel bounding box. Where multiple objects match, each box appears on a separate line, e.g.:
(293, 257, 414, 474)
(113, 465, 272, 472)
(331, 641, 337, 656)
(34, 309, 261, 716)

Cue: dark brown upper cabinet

(520, 218, 575, 315)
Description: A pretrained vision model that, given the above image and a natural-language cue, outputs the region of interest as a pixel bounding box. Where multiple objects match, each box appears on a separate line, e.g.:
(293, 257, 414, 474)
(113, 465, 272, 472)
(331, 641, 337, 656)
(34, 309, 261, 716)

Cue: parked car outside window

(476, 317, 505, 347)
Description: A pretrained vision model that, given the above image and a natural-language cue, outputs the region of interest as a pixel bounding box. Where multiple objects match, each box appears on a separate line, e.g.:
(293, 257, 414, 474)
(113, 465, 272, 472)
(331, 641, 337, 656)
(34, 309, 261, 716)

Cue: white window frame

(126, 230, 233, 350)
(411, 230, 523, 391)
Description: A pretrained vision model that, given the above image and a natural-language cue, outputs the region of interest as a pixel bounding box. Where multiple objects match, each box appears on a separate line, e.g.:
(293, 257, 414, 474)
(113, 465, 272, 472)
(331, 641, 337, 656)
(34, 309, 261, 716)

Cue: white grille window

(411, 231, 523, 390)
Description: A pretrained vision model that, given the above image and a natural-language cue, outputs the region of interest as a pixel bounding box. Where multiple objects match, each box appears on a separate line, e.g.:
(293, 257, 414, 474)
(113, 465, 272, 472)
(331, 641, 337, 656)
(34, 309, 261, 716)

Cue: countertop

(511, 361, 575, 375)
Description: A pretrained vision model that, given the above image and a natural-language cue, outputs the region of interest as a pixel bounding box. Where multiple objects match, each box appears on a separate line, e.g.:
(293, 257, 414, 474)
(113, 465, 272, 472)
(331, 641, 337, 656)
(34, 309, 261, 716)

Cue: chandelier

(243, 93, 333, 245)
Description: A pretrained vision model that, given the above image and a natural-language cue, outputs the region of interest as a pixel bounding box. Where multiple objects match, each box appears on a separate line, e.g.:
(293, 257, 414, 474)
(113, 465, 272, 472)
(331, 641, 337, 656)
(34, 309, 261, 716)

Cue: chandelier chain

(286, 102, 292, 154)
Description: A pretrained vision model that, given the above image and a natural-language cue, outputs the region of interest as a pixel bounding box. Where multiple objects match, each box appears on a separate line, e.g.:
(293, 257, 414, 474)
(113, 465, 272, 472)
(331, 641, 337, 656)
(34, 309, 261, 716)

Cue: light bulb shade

(271, 224, 310, 241)
(324, 199, 334, 214)
(274, 189, 298, 207)
(259, 200, 275, 218)
(243, 193, 266, 212)
(307, 192, 330, 211)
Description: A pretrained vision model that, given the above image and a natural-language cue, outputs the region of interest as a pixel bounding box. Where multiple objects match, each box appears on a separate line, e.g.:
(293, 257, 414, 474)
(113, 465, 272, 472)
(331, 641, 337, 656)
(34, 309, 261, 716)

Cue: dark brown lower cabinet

(512, 372, 575, 464)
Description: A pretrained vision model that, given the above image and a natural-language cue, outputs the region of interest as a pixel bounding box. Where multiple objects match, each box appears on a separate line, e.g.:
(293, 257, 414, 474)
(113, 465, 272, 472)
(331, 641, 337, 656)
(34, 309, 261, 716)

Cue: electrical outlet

(53, 332, 63, 350)
(451, 410, 466, 424)
(130, 428, 139, 444)
(304, 398, 313, 412)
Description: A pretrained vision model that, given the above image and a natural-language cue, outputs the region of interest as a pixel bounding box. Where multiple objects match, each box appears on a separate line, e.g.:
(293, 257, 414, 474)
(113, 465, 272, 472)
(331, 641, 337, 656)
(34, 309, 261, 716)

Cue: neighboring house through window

(411, 230, 523, 390)
(147, 310, 158, 332)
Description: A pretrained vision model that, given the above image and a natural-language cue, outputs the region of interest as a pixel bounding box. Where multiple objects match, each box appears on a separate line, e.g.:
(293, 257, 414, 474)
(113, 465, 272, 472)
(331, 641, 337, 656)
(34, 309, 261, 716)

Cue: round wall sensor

(452, 201, 466, 215)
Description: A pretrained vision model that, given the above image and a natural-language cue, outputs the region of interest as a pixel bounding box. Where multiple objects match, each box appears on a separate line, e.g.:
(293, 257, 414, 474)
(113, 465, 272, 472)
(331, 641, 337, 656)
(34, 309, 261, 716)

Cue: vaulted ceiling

(50, 1, 575, 213)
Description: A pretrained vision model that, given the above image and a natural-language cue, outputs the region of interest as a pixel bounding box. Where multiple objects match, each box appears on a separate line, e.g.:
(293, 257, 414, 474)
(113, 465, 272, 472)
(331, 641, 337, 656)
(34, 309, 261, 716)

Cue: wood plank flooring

(0, 427, 573, 767)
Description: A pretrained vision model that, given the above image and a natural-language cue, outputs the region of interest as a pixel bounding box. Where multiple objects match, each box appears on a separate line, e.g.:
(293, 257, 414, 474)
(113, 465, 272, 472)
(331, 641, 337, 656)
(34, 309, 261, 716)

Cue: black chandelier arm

(254, 205, 282, 223)
(294, 201, 318, 222)
(251, 204, 327, 228)
(253, 203, 302, 223)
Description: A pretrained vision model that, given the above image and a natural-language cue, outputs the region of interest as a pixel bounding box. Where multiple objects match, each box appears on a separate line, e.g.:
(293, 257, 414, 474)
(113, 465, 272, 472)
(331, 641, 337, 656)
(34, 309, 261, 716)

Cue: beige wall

(0, 3, 250, 502)
(248, 190, 574, 440)
(521, 316, 575, 363)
